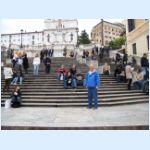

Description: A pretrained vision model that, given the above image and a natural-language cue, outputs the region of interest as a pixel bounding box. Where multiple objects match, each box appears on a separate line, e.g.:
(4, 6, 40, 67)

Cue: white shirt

(3, 67, 13, 79)
(33, 57, 40, 65)
(125, 65, 134, 79)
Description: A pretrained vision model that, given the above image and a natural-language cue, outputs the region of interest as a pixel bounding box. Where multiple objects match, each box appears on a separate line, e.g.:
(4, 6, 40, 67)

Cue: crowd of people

(82, 46, 111, 61)
(3, 49, 29, 108)
(2, 47, 149, 109)
(114, 52, 149, 92)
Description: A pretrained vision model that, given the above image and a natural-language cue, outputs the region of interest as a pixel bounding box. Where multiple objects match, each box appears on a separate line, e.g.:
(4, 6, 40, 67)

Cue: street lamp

(20, 29, 23, 48)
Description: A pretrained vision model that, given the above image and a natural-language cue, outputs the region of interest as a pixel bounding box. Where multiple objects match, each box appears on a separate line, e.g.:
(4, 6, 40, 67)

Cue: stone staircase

(1, 57, 149, 107)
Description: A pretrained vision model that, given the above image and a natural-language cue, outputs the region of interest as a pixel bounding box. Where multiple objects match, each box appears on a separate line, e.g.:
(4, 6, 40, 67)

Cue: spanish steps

(1, 55, 149, 108)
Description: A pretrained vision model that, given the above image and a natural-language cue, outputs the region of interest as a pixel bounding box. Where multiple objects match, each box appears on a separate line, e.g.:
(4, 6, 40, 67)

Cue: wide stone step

(1, 99, 148, 107)
(1, 88, 128, 92)
(1, 93, 146, 99)
(2, 90, 141, 95)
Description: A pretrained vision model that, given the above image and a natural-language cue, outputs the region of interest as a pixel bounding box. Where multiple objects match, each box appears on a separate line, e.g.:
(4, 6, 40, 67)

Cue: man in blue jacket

(85, 63, 100, 109)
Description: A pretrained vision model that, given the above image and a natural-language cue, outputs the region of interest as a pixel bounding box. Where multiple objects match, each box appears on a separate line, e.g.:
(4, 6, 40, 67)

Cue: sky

(0, 19, 123, 38)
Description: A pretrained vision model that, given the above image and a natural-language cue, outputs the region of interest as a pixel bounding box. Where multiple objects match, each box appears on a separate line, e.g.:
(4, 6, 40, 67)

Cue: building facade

(91, 19, 124, 47)
(125, 19, 149, 57)
(1, 19, 78, 57)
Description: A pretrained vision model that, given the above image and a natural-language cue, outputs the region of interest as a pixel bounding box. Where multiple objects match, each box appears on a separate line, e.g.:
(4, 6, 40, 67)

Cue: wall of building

(1, 19, 78, 54)
(91, 21, 124, 46)
(126, 19, 149, 57)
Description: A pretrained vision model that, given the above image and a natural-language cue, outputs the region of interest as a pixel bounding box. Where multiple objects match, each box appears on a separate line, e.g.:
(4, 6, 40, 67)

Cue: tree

(78, 30, 91, 45)
(108, 37, 126, 49)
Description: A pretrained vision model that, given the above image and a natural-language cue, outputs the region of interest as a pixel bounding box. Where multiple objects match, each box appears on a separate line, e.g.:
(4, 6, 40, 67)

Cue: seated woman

(116, 68, 126, 83)
(103, 63, 110, 75)
(114, 65, 122, 77)
(75, 71, 85, 87)
(56, 65, 68, 81)
(133, 68, 145, 90)
(11, 86, 22, 108)
(70, 64, 77, 78)
(64, 71, 76, 89)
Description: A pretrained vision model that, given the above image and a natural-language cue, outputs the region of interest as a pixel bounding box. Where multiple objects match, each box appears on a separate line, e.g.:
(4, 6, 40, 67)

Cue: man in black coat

(141, 53, 149, 80)
(23, 54, 29, 74)
(44, 57, 51, 74)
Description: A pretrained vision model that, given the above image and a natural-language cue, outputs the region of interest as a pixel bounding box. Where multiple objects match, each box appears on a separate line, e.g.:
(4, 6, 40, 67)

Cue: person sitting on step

(103, 63, 110, 76)
(133, 68, 145, 90)
(114, 64, 122, 78)
(116, 67, 126, 83)
(64, 71, 76, 89)
(70, 64, 77, 78)
(75, 70, 85, 87)
(56, 65, 68, 81)
(11, 86, 22, 108)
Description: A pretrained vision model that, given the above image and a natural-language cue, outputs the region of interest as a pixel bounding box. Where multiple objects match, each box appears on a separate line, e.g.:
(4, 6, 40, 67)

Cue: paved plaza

(1, 103, 149, 129)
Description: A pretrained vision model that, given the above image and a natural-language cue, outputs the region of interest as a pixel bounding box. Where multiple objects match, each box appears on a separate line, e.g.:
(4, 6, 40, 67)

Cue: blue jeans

(57, 73, 64, 81)
(133, 80, 145, 90)
(33, 65, 39, 75)
(64, 78, 76, 89)
(74, 79, 86, 87)
(11, 77, 18, 84)
(88, 87, 98, 108)
(142, 67, 149, 80)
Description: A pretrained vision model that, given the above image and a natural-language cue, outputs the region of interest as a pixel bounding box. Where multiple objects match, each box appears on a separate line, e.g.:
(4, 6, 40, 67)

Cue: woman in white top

(3, 64, 13, 92)
(125, 62, 134, 90)
(133, 68, 144, 90)
(33, 53, 40, 76)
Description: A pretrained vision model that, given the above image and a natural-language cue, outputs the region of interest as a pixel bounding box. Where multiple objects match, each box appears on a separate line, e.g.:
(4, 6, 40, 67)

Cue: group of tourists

(82, 46, 111, 62)
(56, 63, 100, 108)
(56, 64, 85, 89)
(40, 48, 54, 63)
(63, 47, 77, 58)
(114, 53, 149, 92)
(3, 50, 29, 107)
(2, 47, 149, 109)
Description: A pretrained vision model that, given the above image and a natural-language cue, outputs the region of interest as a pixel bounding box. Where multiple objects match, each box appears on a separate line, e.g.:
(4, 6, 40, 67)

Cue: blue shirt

(85, 70, 100, 87)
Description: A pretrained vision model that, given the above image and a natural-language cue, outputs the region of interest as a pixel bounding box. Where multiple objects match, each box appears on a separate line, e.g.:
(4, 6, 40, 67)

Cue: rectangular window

(132, 43, 137, 54)
(147, 35, 149, 50)
(128, 19, 135, 32)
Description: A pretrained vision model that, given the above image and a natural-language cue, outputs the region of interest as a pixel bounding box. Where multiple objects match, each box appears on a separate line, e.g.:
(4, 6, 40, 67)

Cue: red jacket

(56, 68, 68, 75)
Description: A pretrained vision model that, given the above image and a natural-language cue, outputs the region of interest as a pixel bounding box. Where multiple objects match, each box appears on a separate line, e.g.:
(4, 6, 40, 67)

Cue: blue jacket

(85, 70, 100, 87)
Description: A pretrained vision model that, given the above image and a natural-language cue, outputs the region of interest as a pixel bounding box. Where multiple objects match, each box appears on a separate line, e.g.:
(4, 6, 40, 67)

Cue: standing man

(141, 53, 149, 80)
(85, 64, 100, 109)
(44, 56, 51, 74)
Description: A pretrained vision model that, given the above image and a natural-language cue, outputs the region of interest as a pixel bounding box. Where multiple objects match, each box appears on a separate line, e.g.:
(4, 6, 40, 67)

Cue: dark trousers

(3, 78, 11, 92)
(11, 96, 21, 108)
(127, 79, 132, 90)
(45, 65, 51, 74)
(88, 87, 98, 108)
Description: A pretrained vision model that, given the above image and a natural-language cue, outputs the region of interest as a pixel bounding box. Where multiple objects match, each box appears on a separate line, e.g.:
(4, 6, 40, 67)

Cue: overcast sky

(0, 19, 123, 37)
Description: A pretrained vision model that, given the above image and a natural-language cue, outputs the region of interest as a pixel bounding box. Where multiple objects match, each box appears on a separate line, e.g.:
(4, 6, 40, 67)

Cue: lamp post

(20, 29, 23, 48)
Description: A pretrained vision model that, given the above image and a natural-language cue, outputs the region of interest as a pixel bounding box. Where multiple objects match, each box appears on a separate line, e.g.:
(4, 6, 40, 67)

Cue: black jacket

(23, 56, 29, 69)
(141, 57, 149, 67)
(44, 57, 51, 66)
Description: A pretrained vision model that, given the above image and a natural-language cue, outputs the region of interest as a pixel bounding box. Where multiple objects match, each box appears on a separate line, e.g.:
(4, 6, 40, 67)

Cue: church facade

(1, 19, 78, 57)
